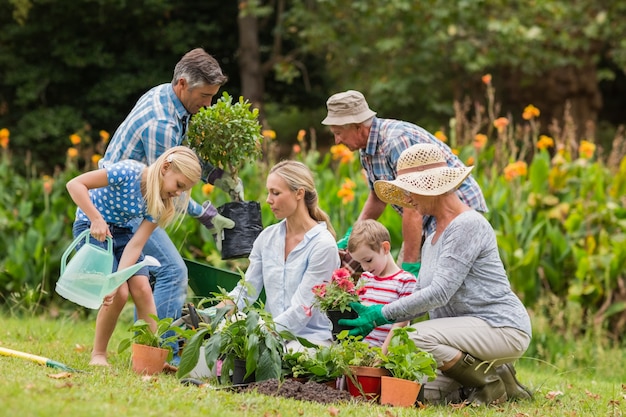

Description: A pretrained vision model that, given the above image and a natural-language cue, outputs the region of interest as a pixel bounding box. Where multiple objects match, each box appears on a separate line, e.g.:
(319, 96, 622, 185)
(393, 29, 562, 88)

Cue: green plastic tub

(184, 258, 266, 302)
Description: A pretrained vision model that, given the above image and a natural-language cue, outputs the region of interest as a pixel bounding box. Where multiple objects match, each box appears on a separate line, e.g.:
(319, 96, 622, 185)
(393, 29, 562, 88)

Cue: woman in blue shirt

(220, 160, 340, 346)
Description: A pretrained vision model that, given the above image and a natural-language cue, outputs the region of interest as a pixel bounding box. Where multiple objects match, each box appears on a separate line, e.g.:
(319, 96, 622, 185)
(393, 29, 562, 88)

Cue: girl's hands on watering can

(89, 218, 112, 242)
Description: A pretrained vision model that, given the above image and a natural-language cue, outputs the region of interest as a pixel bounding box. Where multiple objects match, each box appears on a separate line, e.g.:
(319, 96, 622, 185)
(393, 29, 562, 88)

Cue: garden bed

(234, 378, 355, 404)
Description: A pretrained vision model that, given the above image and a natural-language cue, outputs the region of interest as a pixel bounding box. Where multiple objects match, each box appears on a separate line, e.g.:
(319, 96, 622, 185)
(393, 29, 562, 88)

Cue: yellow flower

(466, 156, 475, 166)
(434, 130, 447, 143)
(330, 144, 354, 164)
(262, 129, 277, 140)
(522, 104, 540, 120)
(202, 183, 214, 195)
(481, 74, 492, 85)
(537, 135, 554, 151)
(69, 134, 81, 145)
(503, 161, 527, 181)
(99, 130, 110, 143)
(473, 134, 488, 150)
(337, 177, 356, 204)
(579, 140, 596, 159)
(67, 147, 79, 158)
(451, 148, 459, 156)
(91, 154, 102, 165)
(0, 128, 9, 149)
(493, 117, 509, 132)
(297, 129, 306, 142)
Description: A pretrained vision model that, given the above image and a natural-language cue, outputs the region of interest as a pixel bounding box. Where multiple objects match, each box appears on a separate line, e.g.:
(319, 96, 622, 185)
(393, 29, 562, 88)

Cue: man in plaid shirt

(322, 90, 487, 278)
(98, 48, 239, 365)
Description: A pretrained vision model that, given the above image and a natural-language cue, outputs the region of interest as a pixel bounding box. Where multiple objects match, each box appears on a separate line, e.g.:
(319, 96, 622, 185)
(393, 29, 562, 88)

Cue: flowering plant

(312, 268, 366, 313)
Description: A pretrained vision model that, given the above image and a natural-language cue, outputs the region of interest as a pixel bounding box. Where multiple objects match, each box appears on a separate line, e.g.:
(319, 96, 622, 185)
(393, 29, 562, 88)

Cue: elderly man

(322, 90, 487, 276)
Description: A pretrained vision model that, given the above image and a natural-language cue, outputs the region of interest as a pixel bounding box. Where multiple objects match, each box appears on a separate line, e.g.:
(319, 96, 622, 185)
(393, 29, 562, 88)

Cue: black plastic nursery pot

(218, 201, 263, 260)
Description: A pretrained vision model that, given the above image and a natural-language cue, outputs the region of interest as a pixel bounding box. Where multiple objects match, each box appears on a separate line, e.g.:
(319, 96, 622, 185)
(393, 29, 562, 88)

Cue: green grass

(0, 309, 624, 417)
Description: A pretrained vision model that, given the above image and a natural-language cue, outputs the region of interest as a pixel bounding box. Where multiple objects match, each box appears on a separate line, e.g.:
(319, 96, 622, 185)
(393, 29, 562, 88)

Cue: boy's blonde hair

(347, 219, 391, 253)
(145, 146, 201, 228)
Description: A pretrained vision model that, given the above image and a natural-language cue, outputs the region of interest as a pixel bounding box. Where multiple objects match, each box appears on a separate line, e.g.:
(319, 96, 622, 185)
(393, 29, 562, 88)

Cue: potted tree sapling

(187, 92, 264, 259)
(379, 327, 438, 407)
(336, 333, 389, 401)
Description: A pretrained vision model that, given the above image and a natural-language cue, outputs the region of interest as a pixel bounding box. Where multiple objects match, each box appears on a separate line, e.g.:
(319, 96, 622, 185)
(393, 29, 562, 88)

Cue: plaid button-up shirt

(360, 117, 488, 235)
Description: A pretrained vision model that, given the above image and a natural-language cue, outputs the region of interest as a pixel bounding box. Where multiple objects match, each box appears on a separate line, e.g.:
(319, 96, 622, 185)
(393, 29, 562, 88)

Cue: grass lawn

(0, 309, 624, 417)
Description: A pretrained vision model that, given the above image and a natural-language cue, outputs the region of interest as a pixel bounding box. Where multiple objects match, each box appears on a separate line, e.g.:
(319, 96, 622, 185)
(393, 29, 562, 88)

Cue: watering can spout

(103, 256, 161, 294)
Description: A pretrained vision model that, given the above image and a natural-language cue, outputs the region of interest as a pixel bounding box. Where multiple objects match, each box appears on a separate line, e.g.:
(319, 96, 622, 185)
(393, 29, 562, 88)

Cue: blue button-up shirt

(100, 83, 203, 216)
(360, 117, 488, 235)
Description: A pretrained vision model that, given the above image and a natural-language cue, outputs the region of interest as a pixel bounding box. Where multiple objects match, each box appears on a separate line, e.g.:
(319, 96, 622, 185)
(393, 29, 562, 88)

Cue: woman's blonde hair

(270, 160, 336, 239)
(144, 146, 201, 228)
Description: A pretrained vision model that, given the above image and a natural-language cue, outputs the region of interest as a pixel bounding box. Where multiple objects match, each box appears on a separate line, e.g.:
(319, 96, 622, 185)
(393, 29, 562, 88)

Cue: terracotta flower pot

(380, 375, 421, 407)
(131, 343, 168, 375)
(346, 366, 390, 401)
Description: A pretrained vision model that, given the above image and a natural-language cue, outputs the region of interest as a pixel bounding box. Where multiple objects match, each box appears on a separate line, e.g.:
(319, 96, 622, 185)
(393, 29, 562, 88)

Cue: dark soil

(236, 378, 355, 404)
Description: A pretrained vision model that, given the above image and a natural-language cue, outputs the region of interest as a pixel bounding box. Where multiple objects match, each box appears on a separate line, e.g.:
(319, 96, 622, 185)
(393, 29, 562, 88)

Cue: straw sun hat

(374, 143, 473, 208)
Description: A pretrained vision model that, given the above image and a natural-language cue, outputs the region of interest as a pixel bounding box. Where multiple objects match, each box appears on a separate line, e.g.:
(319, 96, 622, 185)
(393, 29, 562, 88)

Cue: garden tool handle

(60, 229, 113, 275)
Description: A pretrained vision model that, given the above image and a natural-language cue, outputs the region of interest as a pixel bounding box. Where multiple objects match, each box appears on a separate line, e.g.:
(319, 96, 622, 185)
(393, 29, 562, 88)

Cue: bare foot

(89, 353, 110, 366)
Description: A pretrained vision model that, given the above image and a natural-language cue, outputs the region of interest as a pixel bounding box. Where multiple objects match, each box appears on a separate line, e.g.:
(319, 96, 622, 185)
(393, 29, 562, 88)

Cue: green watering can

(55, 229, 161, 309)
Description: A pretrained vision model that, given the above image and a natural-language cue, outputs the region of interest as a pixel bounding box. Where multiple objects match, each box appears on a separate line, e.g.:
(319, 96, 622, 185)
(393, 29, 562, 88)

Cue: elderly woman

(340, 143, 532, 406)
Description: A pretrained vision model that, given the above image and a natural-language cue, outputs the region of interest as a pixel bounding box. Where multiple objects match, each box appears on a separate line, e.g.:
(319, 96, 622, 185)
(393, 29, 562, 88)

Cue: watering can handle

(60, 229, 113, 275)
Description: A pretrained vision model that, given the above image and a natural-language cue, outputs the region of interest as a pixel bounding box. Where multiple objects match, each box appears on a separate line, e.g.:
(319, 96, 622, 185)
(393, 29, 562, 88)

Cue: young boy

(347, 219, 417, 352)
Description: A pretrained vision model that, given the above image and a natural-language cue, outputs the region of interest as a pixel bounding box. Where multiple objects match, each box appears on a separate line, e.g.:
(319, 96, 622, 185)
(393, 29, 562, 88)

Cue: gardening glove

(194, 201, 235, 252)
(214, 172, 245, 202)
(199, 158, 224, 185)
(336, 226, 353, 250)
(401, 262, 421, 277)
(337, 302, 394, 338)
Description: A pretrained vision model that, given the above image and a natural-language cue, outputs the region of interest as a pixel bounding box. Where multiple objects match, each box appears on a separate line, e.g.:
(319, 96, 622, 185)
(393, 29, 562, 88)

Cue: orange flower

(537, 135, 554, 151)
(67, 147, 79, 158)
(473, 134, 488, 150)
(69, 134, 81, 145)
(292, 144, 301, 153)
(297, 129, 306, 142)
(0, 128, 9, 149)
(42, 175, 53, 195)
(99, 130, 110, 143)
(503, 161, 528, 181)
(451, 148, 459, 156)
(91, 154, 102, 165)
(202, 183, 214, 195)
(330, 144, 354, 164)
(482, 74, 492, 85)
(466, 156, 475, 166)
(579, 140, 596, 159)
(262, 129, 276, 140)
(493, 117, 509, 132)
(337, 177, 356, 204)
(522, 104, 540, 120)
(434, 130, 447, 143)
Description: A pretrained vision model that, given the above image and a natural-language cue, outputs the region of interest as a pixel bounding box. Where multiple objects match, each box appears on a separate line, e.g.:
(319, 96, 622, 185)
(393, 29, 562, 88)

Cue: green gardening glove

(337, 226, 353, 250)
(337, 302, 394, 337)
(402, 261, 421, 277)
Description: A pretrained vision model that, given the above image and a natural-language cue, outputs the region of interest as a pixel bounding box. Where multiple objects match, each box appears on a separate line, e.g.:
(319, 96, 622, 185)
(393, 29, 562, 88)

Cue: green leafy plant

(282, 344, 347, 383)
(187, 92, 263, 179)
(117, 315, 194, 362)
(336, 333, 383, 368)
(177, 288, 290, 383)
(312, 267, 367, 313)
(379, 327, 437, 382)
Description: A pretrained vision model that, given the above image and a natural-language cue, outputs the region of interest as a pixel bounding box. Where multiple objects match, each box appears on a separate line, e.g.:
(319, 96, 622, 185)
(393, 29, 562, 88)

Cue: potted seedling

(187, 92, 264, 259)
(379, 327, 438, 407)
(118, 315, 194, 375)
(336, 333, 389, 401)
(282, 343, 347, 388)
